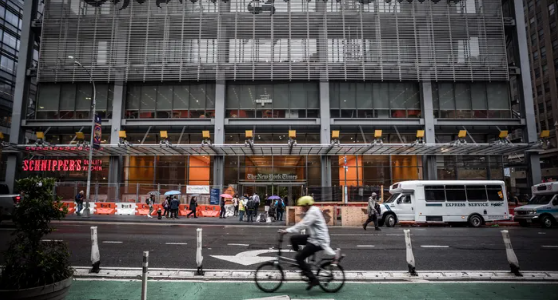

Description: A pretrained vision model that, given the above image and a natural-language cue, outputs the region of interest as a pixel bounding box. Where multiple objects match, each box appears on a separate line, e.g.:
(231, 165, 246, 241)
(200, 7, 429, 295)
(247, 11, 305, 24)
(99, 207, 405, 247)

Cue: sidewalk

(61, 214, 286, 226)
(67, 280, 558, 300)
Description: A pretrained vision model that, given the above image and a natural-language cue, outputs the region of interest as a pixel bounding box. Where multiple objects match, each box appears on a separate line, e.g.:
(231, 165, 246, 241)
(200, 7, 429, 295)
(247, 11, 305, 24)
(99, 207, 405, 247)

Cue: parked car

(0, 183, 21, 222)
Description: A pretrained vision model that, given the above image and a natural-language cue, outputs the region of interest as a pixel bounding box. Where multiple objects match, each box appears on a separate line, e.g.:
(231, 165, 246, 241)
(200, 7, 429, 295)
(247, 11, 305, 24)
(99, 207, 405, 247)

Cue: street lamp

(69, 55, 96, 218)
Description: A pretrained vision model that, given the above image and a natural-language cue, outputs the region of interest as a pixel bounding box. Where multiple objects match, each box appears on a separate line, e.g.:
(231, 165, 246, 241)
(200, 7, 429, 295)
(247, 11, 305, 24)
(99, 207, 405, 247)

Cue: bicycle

(254, 233, 346, 293)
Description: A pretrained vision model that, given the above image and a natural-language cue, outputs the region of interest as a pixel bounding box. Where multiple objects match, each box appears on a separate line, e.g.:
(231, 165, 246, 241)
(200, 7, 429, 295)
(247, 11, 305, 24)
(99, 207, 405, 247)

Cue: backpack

(258, 213, 267, 222)
(247, 199, 256, 210)
(276, 200, 285, 211)
(374, 202, 381, 215)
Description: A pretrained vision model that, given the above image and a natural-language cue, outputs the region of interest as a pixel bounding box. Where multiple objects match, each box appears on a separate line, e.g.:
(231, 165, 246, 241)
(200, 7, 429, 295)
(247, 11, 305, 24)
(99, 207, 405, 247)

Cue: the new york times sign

(84, 0, 277, 14)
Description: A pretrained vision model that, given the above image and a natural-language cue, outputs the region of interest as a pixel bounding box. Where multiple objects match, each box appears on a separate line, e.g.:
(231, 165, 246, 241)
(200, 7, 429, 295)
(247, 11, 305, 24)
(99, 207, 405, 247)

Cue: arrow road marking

(212, 249, 293, 266)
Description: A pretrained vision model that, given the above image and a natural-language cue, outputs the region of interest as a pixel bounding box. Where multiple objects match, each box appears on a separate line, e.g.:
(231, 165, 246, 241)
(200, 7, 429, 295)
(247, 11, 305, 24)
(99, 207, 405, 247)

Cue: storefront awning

(4, 142, 539, 157)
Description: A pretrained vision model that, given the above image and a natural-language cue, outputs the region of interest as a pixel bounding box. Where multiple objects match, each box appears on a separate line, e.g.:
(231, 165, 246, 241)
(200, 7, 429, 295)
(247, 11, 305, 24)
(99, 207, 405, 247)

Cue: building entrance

(239, 182, 305, 206)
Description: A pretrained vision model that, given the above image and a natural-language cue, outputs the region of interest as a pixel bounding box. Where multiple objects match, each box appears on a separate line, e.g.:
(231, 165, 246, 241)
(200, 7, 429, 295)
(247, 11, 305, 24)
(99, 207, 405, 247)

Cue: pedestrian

(275, 197, 286, 221)
(163, 196, 170, 218)
(233, 194, 239, 216)
(253, 192, 261, 216)
(147, 193, 155, 218)
(187, 196, 198, 218)
(264, 194, 273, 221)
(170, 195, 180, 219)
(247, 196, 256, 223)
(284, 196, 289, 207)
(219, 196, 227, 219)
(363, 192, 381, 231)
(510, 192, 519, 205)
(75, 190, 84, 216)
(238, 196, 246, 221)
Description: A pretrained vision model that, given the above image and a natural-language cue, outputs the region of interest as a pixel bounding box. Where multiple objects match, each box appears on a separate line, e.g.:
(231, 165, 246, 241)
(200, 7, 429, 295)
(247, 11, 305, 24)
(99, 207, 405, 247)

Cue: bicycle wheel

(316, 261, 345, 293)
(254, 262, 284, 293)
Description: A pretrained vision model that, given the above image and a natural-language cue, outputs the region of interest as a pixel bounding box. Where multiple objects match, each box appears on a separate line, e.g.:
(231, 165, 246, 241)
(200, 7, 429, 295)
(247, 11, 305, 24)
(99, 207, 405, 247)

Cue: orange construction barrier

(61, 202, 76, 214)
(199, 205, 220, 217)
(136, 203, 150, 215)
(95, 202, 116, 215)
(150, 204, 163, 216)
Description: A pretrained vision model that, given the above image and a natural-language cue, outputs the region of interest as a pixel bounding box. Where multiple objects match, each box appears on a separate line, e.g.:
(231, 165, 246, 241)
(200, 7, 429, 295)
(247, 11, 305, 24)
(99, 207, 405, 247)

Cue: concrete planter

(0, 277, 72, 300)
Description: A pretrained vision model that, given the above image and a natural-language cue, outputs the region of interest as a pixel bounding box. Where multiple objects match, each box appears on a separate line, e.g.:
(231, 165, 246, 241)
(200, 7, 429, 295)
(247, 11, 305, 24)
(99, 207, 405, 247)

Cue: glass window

(59, 84, 76, 118)
(445, 185, 467, 201)
(425, 185, 445, 202)
(487, 185, 504, 201)
(37, 84, 60, 112)
(466, 185, 487, 201)
(2, 32, 17, 49)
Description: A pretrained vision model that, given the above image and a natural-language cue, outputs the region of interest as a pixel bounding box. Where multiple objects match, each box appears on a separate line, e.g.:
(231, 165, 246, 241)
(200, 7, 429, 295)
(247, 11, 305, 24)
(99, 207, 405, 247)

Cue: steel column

(421, 82, 437, 180)
(513, 0, 541, 186)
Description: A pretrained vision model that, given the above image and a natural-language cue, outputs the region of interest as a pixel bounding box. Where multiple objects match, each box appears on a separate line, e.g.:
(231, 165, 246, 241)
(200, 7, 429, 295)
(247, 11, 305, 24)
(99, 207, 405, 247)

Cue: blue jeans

(77, 202, 83, 215)
(239, 210, 245, 221)
(277, 210, 284, 221)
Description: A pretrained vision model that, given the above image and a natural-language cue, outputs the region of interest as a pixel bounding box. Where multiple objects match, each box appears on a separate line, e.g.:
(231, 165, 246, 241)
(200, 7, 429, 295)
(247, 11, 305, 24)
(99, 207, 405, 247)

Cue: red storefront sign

(22, 159, 103, 172)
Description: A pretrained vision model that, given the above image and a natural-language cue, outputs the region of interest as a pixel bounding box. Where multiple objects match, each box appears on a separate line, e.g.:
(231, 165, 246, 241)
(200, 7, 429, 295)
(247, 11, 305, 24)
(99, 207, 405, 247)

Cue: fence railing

(53, 182, 387, 204)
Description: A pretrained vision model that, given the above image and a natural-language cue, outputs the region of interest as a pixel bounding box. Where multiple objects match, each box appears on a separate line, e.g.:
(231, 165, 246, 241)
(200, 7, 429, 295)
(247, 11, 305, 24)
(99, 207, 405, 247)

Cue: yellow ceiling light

(36, 131, 45, 140)
(160, 131, 168, 139)
(374, 130, 382, 138)
(119, 131, 127, 138)
(458, 130, 467, 139)
(332, 130, 340, 139)
(202, 130, 211, 139)
(289, 130, 296, 139)
(245, 130, 253, 139)
(416, 130, 425, 138)
(540, 130, 550, 138)
(75, 132, 85, 140)
(498, 130, 508, 139)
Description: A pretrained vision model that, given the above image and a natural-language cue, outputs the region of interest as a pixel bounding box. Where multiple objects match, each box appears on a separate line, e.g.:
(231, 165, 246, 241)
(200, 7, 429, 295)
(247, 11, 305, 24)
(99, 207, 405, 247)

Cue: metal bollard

(196, 228, 204, 275)
(90, 226, 101, 273)
(141, 251, 149, 300)
(501, 230, 522, 276)
(404, 229, 417, 276)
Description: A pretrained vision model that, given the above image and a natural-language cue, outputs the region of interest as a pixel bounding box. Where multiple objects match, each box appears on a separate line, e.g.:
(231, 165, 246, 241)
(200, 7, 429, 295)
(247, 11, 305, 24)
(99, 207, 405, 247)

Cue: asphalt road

(1, 222, 557, 272)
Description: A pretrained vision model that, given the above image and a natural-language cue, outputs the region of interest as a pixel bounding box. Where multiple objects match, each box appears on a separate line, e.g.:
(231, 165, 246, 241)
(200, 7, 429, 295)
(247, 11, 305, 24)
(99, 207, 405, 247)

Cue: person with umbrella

(219, 194, 232, 219)
(267, 195, 281, 222)
(147, 193, 156, 218)
(187, 196, 198, 218)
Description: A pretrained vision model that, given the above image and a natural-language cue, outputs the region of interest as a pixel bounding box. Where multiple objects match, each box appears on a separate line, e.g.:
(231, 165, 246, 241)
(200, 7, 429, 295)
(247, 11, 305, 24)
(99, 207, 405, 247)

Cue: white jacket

(286, 206, 335, 255)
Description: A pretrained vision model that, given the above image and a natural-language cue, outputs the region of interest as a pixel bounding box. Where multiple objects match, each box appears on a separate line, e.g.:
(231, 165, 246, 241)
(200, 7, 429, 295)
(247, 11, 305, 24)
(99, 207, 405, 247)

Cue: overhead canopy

(3, 142, 539, 157)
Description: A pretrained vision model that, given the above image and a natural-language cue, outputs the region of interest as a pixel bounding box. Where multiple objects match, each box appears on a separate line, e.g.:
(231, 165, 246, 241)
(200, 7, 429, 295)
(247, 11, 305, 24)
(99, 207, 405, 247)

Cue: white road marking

(538, 232, 547, 235)
(102, 241, 123, 244)
(41, 239, 63, 242)
(356, 245, 375, 248)
(165, 242, 187, 245)
(421, 245, 449, 248)
(542, 245, 558, 248)
(228, 243, 249, 247)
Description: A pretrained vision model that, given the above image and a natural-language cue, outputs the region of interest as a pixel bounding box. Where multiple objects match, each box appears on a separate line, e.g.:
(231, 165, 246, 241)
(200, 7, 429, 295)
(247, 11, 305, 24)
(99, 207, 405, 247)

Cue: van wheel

(385, 214, 396, 227)
(540, 215, 554, 229)
(468, 214, 483, 228)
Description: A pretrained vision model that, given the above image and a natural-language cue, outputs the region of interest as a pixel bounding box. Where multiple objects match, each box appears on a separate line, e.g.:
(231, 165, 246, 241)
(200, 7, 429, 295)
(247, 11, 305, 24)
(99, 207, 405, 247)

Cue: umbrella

(164, 190, 181, 196)
(220, 194, 233, 199)
(268, 195, 281, 200)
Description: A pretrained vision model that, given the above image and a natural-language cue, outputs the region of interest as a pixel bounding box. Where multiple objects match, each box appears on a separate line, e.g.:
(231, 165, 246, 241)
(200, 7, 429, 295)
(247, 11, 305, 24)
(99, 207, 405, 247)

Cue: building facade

(524, 0, 558, 182)
(1, 0, 543, 201)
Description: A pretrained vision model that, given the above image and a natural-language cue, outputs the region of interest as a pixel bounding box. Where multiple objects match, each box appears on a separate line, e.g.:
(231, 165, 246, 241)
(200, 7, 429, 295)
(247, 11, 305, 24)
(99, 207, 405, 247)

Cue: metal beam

(331, 119, 424, 126)
(434, 119, 524, 126)
(122, 119, 213, 127)
(225, 118, 320, 126)
(22, 119, 112, 127)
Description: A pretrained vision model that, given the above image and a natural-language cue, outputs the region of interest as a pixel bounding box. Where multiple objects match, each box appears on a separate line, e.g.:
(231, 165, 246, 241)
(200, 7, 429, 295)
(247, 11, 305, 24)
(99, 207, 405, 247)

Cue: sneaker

(148, 215, 153, 218)
(375, 227, 381, 231)
(362, 224, 367, 230)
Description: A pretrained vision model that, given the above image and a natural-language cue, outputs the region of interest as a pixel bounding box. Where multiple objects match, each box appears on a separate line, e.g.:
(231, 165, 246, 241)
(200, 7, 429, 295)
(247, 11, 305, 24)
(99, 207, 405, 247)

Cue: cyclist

(279, 195, 335, 290)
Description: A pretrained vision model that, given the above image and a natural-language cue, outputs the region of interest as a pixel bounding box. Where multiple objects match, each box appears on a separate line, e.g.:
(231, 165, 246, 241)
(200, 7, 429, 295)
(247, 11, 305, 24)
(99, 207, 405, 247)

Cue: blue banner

(93, 114, 102, 149)
(210, 188, 220, 205)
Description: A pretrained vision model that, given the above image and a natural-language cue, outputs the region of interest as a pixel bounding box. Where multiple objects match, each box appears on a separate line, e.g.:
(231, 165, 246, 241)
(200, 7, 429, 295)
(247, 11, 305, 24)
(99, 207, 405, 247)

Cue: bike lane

(68, 280, 558, 300)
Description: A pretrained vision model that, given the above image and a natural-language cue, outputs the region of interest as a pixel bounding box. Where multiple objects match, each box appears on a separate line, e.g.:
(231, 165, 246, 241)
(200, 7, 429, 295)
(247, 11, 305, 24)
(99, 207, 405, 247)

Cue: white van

(514, 182, 558, 228)
(380, 180, 510, 228)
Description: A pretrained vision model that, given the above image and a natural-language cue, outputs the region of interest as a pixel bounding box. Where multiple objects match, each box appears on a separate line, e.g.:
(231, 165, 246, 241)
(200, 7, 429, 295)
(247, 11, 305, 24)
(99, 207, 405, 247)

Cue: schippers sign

(84, 0, 185, 10)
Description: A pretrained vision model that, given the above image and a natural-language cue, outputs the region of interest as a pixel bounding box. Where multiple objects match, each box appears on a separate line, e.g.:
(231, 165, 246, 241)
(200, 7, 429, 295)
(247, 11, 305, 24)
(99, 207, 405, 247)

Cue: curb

(73, 267, 558, 282)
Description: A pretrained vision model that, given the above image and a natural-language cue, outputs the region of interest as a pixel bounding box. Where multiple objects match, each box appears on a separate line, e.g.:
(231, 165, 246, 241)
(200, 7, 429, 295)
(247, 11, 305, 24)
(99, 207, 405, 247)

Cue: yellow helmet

(297, 196, 315, 206)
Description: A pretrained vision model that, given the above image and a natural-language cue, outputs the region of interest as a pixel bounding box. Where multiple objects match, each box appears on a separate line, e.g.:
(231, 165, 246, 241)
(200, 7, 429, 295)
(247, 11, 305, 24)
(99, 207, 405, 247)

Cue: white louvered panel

(38, 0, 509, 82)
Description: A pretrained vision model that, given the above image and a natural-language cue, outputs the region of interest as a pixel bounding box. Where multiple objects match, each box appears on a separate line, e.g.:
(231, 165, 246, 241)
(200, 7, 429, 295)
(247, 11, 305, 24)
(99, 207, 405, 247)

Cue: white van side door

(397, 194, 414, 221)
